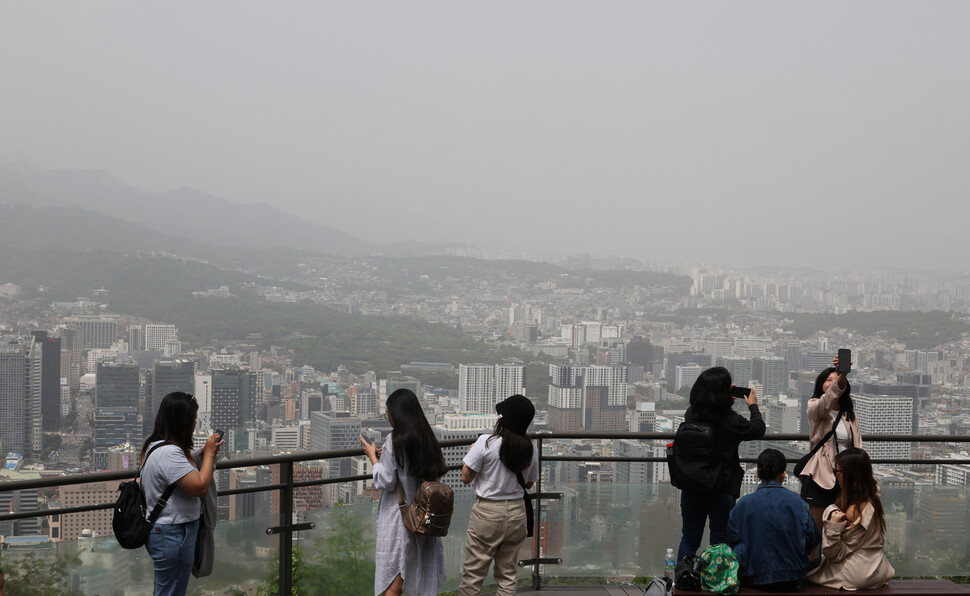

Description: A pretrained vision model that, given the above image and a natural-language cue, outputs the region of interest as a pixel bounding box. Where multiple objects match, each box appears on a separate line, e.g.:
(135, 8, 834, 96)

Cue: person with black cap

(458, 394, 538, 596)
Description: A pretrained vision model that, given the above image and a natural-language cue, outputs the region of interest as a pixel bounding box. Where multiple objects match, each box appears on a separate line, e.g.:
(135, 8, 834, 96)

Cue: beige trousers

(458, 497, 528, 596)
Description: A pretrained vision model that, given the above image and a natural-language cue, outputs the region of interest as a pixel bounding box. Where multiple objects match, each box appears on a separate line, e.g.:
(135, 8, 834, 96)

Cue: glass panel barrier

(535, 478, 970, 581)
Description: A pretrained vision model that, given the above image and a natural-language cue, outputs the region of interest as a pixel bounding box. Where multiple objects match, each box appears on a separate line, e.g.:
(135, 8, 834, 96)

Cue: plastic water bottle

(664, 548, 676, 584)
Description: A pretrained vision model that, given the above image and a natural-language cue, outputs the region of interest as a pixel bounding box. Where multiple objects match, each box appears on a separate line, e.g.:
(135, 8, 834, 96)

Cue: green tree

(1, 552, 84, 595)
(259, 508, 375, 596)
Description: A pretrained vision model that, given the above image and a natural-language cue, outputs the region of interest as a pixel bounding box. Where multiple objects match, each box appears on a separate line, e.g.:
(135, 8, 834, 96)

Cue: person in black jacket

(677, 366, 766, 562)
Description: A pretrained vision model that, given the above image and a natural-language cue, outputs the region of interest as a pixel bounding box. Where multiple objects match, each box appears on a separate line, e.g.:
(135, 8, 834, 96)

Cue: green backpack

(697, 544, 740, 595)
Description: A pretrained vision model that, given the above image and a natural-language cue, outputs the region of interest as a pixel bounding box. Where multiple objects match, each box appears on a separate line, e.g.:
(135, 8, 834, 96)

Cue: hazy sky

(2, 2, 969, 271)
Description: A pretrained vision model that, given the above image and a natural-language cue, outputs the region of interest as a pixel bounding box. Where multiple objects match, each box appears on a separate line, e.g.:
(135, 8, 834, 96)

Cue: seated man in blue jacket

(728, 448, 820, 591)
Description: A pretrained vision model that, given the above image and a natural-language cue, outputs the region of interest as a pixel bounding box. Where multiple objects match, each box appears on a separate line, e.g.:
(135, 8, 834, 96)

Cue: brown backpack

(395, 473, 454, 537)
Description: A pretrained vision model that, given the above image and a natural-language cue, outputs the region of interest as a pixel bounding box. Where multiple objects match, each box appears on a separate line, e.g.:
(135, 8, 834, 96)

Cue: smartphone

(837, 349, 852, 374)
(214, 429, 225, 442)
(730, 386, 751, 399)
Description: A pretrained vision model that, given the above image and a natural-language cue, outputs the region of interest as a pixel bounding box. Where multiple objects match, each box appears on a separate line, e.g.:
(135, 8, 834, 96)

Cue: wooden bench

(675, 579, 968, 596)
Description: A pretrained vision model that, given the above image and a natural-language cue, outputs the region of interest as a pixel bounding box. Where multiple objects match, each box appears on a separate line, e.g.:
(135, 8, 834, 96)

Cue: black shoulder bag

(793, 406, 846, 479)
(113, 442, 177, 549)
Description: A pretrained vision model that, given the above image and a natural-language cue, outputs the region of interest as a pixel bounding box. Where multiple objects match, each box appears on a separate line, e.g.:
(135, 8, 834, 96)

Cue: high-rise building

(310, 411, 361, 478)
(94, 361, 140, 469)
(802, 351, 832, 373)
(547, 364, 626, 431)
(862, 378, 925, 435)
(585, 365, 627, 408)
(855, 393, 913, 466)
(211, 368, 257, 432)
(665, 353, 713, 391)
(494, 364, 526, 404)
(459, 364, 495, 414)
(766, 399, 801, 434)
(513, 321, 538, 344)
(0, 337, 43, 459)
(146, 358, 196, 434)
(66, 315, 120, 350)
(627, 337, 654, 368)
(128, 324, 144, 353)
(144, 324, 178, 352)
(754, 356, 789, 397)
(548, 365, 584, 431)
(93, 408, 139, 470)
(56, 325, 82, 395)
(31, 330, 62, 432)
(96, 362, 140, 408)
(717, 357, 753, 386)
(674, 364, 703, 393)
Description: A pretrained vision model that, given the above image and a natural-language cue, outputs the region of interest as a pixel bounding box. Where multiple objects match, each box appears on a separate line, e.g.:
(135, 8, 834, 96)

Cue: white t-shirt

(833, 412, 852, 451)
(141, 441, 201, 525)
(463, 433, 539, 500)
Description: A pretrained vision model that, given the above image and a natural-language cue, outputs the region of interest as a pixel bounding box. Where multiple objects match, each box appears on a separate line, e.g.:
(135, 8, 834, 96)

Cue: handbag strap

(515, 471, 535, 538)
(140, 442, 177, 523)
(394, 470, 408, 506)
(806, 406, 847, 463)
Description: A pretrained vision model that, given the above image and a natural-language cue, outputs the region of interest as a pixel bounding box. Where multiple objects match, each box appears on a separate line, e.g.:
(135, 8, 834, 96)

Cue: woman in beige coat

(800, 357, 862, 532)
(806, 448, 894, 590)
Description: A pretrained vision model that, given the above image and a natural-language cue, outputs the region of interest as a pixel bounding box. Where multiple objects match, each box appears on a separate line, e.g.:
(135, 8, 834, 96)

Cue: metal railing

(2, 432, 969, 594)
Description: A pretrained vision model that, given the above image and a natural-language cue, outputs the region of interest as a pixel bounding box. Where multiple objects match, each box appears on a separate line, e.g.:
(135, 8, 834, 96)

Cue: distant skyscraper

(66, 315, 120, 349)
(674, 364, 703, 393)
(31, 330, 62, 432)
(145, 324, 178, 352)
(211, 368, 257, 432)
(666, 353, 713, 391)
(96, 362, 140, 408)
(855, 393, 913, 466)
(802, 351, 832, 373)
(128, 324, 144, 353)
(93, 407, 139, 470)
(717, 357, 754, 386)
(513, 321, 538, 344)
(146, 358, 196, 434)
(459, 364, 495, 414)
(627, 337, 654, 368)
(0, 336, 42, 459)
(56, 325, 82, 395)
(754, 356, 789, 397)
(310, 411, 361, 478)
(548, 364, 584, 431)
(94, 361, 140, 468)
(547, 364, 626, 431)
(494, 364, 526, 403)
(863, 378, 926, 435)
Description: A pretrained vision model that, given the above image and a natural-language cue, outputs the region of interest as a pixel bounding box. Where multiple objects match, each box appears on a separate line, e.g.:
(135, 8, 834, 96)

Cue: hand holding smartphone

(837, 349, 852, 374)
(730, 386, 752, 399)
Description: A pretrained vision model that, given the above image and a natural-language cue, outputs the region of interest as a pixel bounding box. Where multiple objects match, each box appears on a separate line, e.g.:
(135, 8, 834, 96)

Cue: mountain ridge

(0, 161, 474, 259)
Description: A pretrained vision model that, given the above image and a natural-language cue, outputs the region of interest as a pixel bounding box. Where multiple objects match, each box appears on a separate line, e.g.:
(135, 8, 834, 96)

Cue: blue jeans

(145, 519, 199, 596)
(678, 491, 736, 562)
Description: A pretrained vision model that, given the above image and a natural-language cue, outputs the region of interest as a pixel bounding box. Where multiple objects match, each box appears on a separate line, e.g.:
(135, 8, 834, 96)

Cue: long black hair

(689, 366, 735, 422)
(486, 418, 534, 474)
(814, 367, 856, 422)
(141, 391, 197, 463)
(835, 448, 886, 533)
(387, 388, 447, 481)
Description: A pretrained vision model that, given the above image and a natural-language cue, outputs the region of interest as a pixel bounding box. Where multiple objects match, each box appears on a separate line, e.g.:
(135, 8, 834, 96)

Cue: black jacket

(683, 403, 766, 498)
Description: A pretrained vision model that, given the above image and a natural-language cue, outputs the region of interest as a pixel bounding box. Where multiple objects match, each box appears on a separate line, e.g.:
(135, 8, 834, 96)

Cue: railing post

(532, 435, 543, 591)
(279, 461, 294, 596)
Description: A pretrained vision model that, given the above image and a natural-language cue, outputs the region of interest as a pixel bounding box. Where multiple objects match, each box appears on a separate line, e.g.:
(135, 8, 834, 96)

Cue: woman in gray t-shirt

(140, 392, 222, 596)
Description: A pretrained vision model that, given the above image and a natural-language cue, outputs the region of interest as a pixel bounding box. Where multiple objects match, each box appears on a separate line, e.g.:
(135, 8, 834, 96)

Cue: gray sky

(2, 2, 969, 271)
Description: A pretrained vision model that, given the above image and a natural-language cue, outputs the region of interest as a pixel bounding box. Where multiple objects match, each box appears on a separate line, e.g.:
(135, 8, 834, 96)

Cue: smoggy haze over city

(2, 2, 969, 272)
